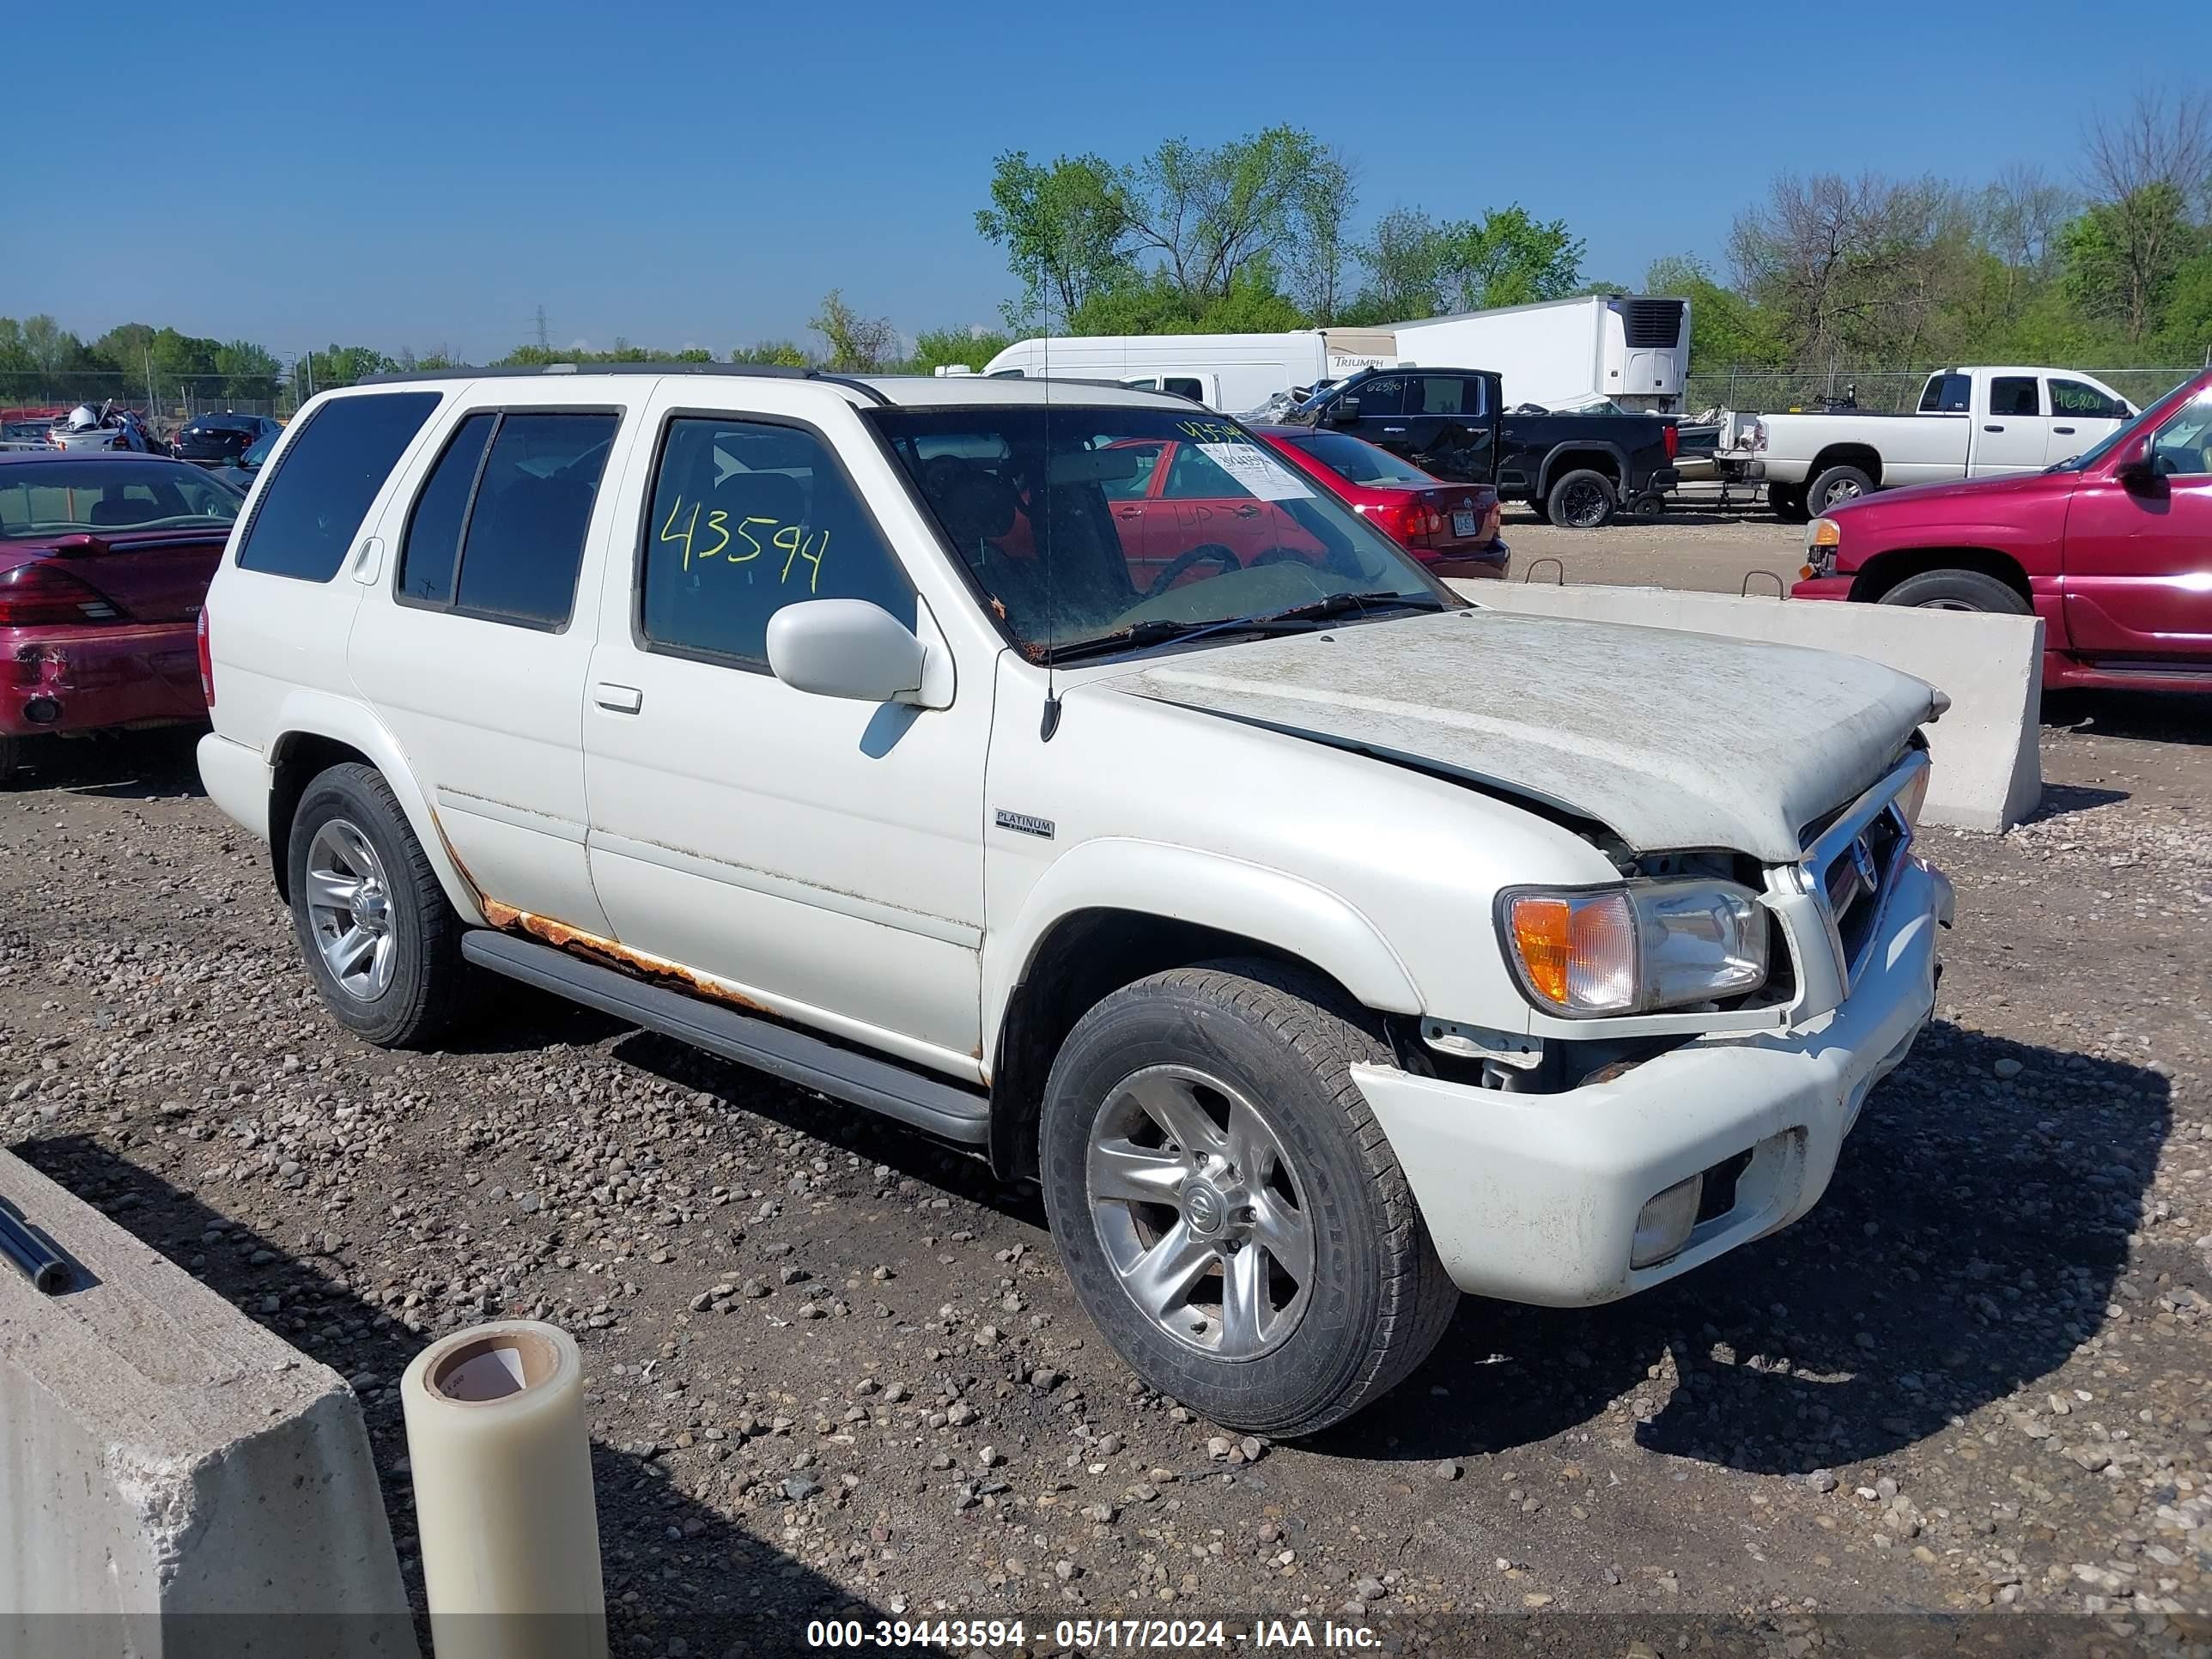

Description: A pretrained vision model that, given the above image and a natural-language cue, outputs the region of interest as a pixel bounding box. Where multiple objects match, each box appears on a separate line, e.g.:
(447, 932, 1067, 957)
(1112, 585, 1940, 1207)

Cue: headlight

(1501, 881, 1770, 1018)
(1802, 517, 1840, 579)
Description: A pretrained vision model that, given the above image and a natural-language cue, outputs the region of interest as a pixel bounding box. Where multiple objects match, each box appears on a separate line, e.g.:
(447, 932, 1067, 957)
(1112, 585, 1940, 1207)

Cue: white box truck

(1389, 295, 1692, 414)
(975, 330, 1400, 413)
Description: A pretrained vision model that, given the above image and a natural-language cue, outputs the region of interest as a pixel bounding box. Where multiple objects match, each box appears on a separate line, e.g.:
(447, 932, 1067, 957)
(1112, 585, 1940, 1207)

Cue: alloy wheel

(304, 817, 398, 1001)
(1085, 1064, 1316, 1360)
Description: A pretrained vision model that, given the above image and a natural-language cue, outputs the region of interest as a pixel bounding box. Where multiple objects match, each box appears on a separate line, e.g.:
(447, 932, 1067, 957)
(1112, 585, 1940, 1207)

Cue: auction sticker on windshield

(1194, 442, 1312, 501)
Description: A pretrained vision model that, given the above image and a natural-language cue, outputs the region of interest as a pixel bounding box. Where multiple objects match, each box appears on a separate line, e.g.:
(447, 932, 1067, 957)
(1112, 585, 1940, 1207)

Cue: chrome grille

(1801, 754, 1923, 991)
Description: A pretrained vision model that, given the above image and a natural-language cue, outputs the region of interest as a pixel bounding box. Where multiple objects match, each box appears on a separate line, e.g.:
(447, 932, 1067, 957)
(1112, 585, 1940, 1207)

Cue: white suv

(198, 366, 1952, 1434)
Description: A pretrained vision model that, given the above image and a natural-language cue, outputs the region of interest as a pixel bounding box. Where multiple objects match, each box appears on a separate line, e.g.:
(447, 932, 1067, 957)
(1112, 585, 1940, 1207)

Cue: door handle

(1983, 424, 2003, 432)
(592, 682, 643, 714)
(1115, 507, 1142, 519)
(2054, 424, 2075, 434)
(1233, 504, 1261, 517)
(1382, 426, 1407, 434)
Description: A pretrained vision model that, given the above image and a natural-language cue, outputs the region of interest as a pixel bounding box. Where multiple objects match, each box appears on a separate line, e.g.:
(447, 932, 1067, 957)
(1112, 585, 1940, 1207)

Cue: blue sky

(16, 2, 2208, 361)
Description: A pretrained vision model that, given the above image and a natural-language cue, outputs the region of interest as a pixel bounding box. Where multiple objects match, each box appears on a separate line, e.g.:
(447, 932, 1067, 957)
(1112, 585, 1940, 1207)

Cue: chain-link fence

(0, 369, 293, 426)
(1683, 365, 2203, 416)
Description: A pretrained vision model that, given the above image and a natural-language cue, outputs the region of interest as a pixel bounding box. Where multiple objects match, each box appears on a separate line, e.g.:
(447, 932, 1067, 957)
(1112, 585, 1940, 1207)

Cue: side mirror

(765, 599, 927, 704)
(51, 533, 110, 559)
(2112, 434, 2163, 491)
(1328, 397, 1362, 427)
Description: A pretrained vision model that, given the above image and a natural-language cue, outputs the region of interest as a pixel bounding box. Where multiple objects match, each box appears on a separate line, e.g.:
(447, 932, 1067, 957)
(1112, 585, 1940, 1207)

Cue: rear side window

(397, 410, 617, 628)
(1418, 375, 1487, 416)
(235, 392, 439, 580)
(1918, 374, 1972, 413)
(1990, 376, 2040, 417)
(640, 417, 913, 668)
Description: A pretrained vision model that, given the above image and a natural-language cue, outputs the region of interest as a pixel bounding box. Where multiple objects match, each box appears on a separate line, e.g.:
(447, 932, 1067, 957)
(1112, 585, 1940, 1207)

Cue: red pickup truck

(1791, 368, 2212, 692)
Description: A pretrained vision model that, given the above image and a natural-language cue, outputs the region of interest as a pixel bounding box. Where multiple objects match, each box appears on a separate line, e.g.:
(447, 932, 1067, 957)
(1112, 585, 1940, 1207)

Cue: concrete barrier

(1449, 580, 2043, 832)
(0, 1150, 416, 1659)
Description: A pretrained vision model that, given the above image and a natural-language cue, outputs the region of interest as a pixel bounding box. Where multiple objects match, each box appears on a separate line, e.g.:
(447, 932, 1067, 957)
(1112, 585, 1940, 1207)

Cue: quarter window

(235, 392, 440, 580)
(640, 417, 914, 667)
(395, 410, 616, 627)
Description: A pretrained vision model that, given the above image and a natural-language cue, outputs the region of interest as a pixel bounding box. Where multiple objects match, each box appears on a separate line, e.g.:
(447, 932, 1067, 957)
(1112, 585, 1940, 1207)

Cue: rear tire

(1039, 959, 1458, 1437)
(1805, 464, 1875, 515)
(1544, 468, 1617, 529)
(286, 763, 479, 1048)
(1878, 568, 2030, 615)
(1767, 483, 1809, 523)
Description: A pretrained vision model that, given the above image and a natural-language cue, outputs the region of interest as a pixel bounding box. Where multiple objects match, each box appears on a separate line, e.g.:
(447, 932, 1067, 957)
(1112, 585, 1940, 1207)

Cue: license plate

(1451, 509, 1478, 538)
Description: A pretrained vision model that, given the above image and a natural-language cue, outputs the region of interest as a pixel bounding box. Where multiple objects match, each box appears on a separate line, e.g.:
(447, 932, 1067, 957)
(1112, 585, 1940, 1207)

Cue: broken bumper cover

(1353, 855, 1948, 1307)
(3, 622, 204, 738)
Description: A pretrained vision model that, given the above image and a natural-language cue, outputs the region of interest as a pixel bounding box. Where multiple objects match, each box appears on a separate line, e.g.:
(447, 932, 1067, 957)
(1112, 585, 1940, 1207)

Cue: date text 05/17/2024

(802, 1618, 1382, 1650)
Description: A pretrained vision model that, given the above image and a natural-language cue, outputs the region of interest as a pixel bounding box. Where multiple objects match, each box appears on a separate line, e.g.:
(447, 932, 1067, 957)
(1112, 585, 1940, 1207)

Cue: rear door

(348, 391, 634, 936)
(1970, 374, 2049, 476)
(2060, 386, 2212, 659)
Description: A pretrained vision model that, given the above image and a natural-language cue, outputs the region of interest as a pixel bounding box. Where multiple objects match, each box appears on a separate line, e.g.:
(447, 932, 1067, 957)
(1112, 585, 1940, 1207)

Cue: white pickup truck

(197, 365, 1952, 1434)
(1729, 366, 2136, 518)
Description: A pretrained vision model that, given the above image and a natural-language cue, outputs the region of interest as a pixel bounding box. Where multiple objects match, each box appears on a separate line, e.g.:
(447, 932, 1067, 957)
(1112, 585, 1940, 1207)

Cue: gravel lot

(3, 668, 2209, 1654)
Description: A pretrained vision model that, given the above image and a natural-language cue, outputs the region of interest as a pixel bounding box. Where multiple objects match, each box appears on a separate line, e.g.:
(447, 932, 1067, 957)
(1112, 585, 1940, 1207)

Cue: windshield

(1277, 429, 1434, 487)
(869, 405, 1449, 657)
(0, 459, 243, 536)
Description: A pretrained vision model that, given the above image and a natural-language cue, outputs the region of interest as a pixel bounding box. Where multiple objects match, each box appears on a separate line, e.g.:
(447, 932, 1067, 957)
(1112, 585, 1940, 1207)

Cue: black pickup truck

(1281, 366, 1679, 528)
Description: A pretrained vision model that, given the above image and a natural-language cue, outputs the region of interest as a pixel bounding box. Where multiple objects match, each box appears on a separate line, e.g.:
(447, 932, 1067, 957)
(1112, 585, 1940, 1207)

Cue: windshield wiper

(1044, 591, 1436, 664)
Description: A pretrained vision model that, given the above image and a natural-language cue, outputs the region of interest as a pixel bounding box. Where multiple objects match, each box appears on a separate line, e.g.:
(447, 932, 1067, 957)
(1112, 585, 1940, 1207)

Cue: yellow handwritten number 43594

(659, 496, 829, 591)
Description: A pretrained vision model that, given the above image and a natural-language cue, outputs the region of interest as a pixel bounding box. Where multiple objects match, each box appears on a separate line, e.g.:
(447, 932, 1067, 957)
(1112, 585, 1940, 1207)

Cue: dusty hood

(1102, 608, 1936, 862)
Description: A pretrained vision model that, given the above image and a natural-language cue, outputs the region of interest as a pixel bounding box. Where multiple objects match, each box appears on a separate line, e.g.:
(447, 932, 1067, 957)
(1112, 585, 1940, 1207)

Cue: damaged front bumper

(1354, 854, 1951, 1307)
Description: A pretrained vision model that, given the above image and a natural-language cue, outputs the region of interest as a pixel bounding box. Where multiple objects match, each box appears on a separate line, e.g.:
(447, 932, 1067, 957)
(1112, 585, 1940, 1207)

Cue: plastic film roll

(399, 1320, 607, 1659)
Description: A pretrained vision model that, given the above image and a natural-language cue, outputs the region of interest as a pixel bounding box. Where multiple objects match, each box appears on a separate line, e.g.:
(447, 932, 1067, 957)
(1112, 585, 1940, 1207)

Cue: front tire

(1039, 960, 1458, 1437)
(286, 763, 477, 1048)
(1545, 468, 1617, 529)
(1878, 568, 2030, 615)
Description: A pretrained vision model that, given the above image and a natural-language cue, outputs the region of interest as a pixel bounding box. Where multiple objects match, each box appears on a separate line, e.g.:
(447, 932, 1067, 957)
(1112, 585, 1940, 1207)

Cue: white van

(979, 330, 1398, 413)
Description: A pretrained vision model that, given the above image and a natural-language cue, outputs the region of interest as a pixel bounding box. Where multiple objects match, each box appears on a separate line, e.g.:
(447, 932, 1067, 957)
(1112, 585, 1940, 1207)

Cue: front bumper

(1790, 574, 1853, 603)
(3, 622, 205, 738)
(1354, 854, 1948, 1306)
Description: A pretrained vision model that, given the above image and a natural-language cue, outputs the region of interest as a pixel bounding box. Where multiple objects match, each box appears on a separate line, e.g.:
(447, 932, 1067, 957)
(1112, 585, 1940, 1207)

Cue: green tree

(215, 339, 283, 401)
(307, 343, 398, 388)
(1342, 205, 1585, 323)
(809, 291, 898, 372)
(730, 340, 811, 368)
(906, 325, 1012, 374)
(976, 151, 1133, 329)
(1121, 127, 1332, 307)
(2062, 184, 2205, 341)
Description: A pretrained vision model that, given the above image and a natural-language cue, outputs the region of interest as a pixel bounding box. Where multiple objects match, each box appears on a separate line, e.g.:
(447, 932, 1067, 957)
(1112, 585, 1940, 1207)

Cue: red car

(0, 452, 241, 786)
(1253, 426, 1507, 579)
(1792, 368, 2212, 692)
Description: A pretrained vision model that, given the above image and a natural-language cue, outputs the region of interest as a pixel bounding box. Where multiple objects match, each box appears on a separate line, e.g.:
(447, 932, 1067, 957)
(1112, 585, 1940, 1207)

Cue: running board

(460, 930, 992, 1146)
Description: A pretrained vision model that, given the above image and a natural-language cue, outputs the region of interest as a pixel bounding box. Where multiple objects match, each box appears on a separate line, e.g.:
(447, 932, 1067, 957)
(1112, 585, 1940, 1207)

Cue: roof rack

(355, 362, 892, 405)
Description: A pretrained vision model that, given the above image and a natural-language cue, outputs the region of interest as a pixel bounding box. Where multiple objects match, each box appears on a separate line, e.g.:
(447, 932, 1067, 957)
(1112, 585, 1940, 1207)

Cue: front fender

(268, 689, 487, 924)
(981, 836, 1423, 1064)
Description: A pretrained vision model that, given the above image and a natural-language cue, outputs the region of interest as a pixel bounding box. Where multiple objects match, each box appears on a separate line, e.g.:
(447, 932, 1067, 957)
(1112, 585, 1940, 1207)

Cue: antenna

(532, 305, 550, 351)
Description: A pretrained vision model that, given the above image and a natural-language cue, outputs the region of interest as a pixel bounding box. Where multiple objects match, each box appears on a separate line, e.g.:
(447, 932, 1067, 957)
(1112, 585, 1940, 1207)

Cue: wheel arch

(1537, 441, 1628, 495)
(1847, 544, 2033, 606)
(983, 845, 1423, 1182)
(1808, 442, 1883, 489)
(264, 692, 483, 921)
